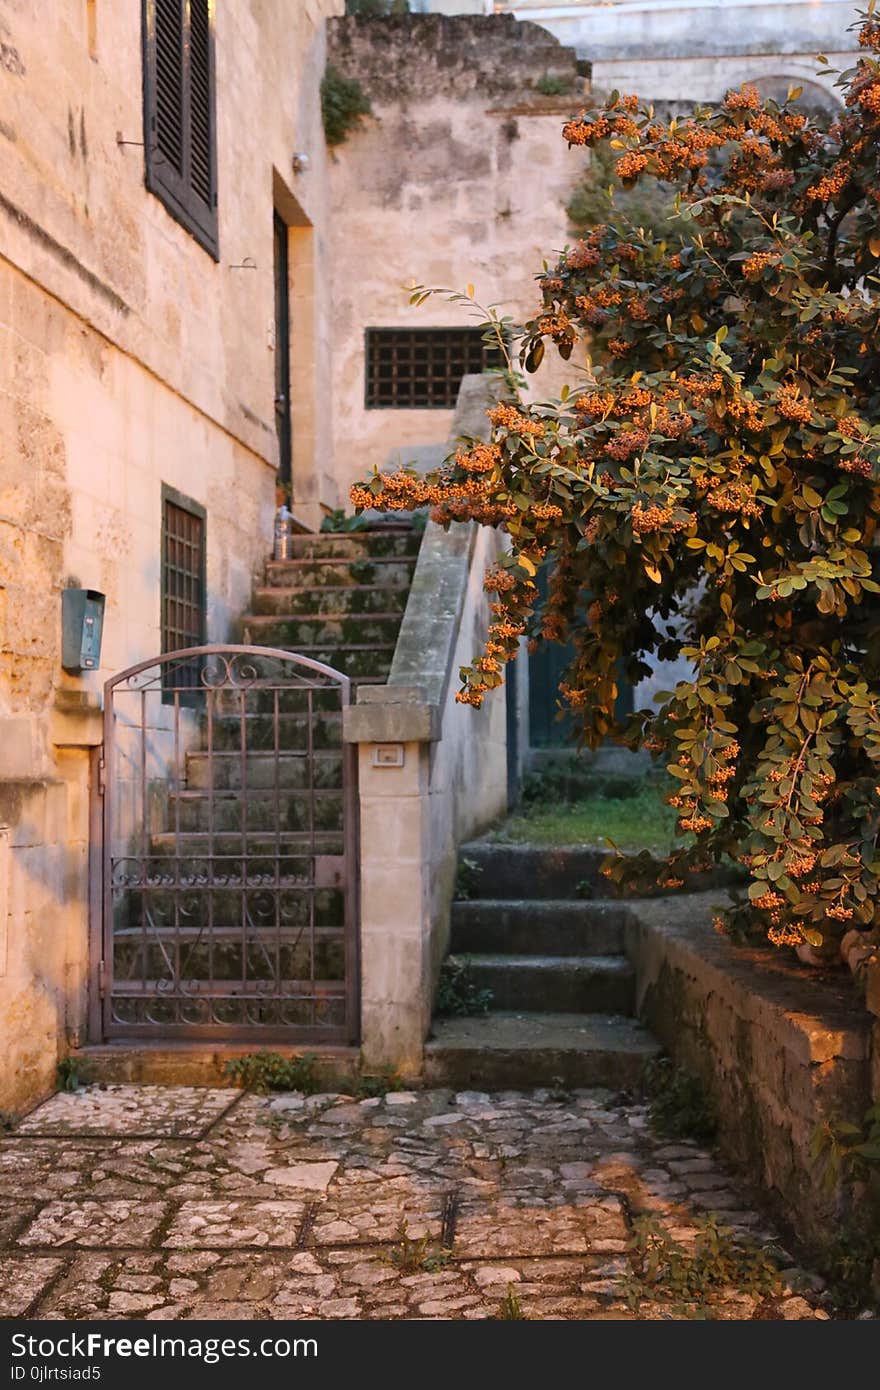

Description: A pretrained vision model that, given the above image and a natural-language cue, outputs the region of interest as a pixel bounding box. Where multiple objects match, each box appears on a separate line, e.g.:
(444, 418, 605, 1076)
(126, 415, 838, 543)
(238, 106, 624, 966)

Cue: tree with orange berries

(353, 10, 880, 956)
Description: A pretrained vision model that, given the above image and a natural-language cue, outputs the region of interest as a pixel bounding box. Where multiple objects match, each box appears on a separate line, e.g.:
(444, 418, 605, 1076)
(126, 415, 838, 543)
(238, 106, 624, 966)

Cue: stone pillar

(343, 688, 439, 1076)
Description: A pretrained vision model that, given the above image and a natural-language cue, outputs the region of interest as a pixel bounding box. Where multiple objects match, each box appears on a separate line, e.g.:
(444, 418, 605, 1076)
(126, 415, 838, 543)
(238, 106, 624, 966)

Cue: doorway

(273, 209, 292, 492)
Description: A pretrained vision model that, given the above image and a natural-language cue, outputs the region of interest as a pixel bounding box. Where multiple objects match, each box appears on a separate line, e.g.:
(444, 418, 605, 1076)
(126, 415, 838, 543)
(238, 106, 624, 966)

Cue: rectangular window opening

(161, 487, 206, 705)
(365, 328, 497, 409)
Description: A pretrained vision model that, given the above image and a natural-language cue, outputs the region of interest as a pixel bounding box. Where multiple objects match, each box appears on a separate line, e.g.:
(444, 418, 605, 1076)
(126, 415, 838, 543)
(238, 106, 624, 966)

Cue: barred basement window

(365, 328, 496, 409)
(142, 0, 218, 258)
(161, 487, 206, 702)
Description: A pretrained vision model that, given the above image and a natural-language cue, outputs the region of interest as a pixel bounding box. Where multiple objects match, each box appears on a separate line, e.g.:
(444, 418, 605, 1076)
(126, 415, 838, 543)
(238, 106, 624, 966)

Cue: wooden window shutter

(143, 0, 218, 258)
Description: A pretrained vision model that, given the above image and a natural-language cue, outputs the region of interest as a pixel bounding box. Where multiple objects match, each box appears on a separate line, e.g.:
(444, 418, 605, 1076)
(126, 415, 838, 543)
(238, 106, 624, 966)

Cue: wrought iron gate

(98, 646, 358, 1042)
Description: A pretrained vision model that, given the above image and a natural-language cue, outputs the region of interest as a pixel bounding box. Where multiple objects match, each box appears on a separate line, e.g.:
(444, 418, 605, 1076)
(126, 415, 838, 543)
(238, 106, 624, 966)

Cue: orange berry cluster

(742, 250, 777, 278)
(767, 924, 805, 947)
(487, 403, 546, 438)
(775, 383, 813, 423)
(707, 480, 762, 519)
(574, 392, 615, 418)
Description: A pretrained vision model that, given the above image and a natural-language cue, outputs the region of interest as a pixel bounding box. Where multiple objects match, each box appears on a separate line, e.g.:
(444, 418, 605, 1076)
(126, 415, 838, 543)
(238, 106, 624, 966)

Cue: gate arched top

(103, 644, 352, 703)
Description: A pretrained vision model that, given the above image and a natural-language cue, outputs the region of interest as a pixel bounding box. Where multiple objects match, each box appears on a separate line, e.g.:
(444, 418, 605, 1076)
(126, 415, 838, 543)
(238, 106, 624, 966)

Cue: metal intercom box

(61, 589, 105, 672)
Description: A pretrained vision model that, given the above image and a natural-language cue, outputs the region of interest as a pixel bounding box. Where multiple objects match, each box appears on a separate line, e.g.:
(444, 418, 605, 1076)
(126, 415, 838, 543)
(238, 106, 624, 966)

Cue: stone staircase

(241, 526, 422, 685)
(424, 842, 661, 1089)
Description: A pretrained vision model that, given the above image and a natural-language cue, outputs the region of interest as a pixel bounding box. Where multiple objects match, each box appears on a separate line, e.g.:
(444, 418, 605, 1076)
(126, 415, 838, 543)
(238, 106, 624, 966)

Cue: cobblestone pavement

(0, 1084, 834, 1321)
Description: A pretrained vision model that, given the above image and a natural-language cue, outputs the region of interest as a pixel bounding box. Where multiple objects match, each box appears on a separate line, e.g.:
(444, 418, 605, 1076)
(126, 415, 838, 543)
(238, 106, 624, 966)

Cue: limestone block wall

(0, 0, 343, 1110)
(326, 12, 585, 487)
(628, 893, 876, 1249)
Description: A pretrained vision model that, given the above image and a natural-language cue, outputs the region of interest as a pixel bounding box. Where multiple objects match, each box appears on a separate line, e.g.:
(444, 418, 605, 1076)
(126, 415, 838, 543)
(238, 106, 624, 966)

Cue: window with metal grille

(161, 488, 206, 702)
(143, 0, 218, 258)
(365, 328, 496, 409)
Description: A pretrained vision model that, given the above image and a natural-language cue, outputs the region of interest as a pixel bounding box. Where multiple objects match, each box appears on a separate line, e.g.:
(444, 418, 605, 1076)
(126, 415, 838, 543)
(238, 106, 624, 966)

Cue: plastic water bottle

(273, 504, 294, 560)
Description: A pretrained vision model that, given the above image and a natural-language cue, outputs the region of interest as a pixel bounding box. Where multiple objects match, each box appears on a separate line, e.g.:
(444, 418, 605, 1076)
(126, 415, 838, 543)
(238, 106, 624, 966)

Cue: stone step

(240, 614, 402, 648)
(75, 1041, 361, 1086)
(250, 585, 410, 617)
(186, 750, 343, 795)
(113, 930, 345, 985)
(458, 842, 612, 900)
(148, 832, 345, 866)
(282, 530, 422, 561)
(167, 788, 343, 834)
(423, 1012, 659, 1090)
(450, 899, 630, 956)
(264, 556, 418, 590)
(235, 637, 394, 681)
(451, 953, 635, 1014)
(204, 682, 343, 715)
(186, 749, 343, 791)
(202, 708, 344, 753)
(113, 881, 343, 931)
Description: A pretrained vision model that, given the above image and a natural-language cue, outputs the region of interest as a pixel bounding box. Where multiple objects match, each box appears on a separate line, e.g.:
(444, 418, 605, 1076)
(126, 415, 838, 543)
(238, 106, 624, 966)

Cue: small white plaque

(372, 743, 405, 768)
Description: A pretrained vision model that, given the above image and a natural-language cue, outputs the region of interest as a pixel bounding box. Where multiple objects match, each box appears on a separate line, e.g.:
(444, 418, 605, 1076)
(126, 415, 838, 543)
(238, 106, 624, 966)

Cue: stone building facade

(495, 0, 861, 105)
(0, 0, 344, 1110)
(325, 12, 584, 483)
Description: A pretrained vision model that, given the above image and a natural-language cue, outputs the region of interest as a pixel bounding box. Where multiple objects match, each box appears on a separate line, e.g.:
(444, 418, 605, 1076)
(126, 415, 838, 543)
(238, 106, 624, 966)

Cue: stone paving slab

(15, 1085, 238, 1138)
(0, 1256, 67, 1318)
(163, 1200, 307, 1249)
(0, 1084, 846, 1320)
(17, 1199, 169, 1249)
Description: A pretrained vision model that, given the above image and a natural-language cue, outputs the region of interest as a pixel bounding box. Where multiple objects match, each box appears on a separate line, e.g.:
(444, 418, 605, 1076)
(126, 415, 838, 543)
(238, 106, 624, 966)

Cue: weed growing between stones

(620, 1214, 780, 1314)
(643, 1055, 717, 1143)
(454, 856, 482, 900)
(349, 1064, 407, 1099)
(385, 1220, 451, 1274)
(813, 1223, 878, 1312)
(810, 1102, 880, 1309)
(224, 1050, 408, 1099)
(224, 1051, 321, 1094)
(811, 1102, 880, 1191)
(497, 1286, 528, 1319)
(56, 1057, 86, 1093)
(435, 957, 493, 1017)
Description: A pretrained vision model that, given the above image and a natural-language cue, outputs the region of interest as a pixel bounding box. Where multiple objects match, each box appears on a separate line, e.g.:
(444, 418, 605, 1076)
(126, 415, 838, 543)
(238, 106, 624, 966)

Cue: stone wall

(326, 13, 584, 486)
(497, 1, 860, 105)
(0, 0, 344, 1111)
(627, 893, 876, 1248)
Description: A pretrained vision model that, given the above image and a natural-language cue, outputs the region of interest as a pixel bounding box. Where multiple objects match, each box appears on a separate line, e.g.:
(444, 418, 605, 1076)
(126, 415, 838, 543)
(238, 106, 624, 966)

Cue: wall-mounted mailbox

(61, 589, 105, 673)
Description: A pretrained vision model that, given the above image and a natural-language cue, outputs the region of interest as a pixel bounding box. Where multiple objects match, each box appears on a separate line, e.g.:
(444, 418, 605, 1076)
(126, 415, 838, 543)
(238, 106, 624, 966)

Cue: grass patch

(496, 784, 677, 852)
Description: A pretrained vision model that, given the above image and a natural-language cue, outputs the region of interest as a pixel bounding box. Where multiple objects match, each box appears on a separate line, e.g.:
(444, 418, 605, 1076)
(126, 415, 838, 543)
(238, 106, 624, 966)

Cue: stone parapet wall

(344, 375, 509, 1071)
(627, 892, 875, 1248)
(328, 13, 579, 101)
